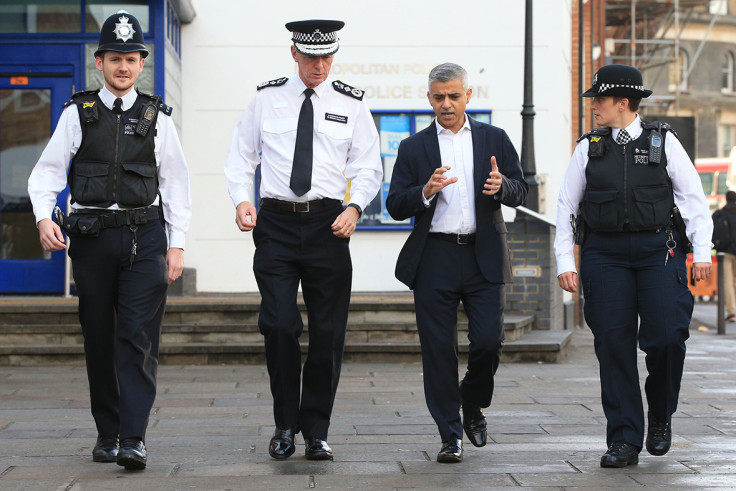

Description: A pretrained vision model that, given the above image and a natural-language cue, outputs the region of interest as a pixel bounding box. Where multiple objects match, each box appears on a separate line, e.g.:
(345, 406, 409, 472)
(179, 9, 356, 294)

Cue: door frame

(0, 68, 75, 293)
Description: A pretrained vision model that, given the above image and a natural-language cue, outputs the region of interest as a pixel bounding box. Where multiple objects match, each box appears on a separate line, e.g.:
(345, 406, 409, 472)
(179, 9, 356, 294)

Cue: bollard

(717, 252, 726, 335)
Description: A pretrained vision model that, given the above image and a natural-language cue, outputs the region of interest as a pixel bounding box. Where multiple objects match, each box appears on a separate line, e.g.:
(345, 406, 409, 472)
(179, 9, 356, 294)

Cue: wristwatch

(347, 203, 362, 217)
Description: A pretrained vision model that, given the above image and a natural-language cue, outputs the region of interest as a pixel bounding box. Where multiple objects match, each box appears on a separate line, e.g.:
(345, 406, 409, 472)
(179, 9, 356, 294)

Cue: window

(720, 124, 736, 158)
(668, 49, 689, 92)
(84, 1, 149, 33)
(0, 1, 149, 34)
(356, 110, 492, 229)
(722, 52, 735, 93)
(0, 1, 80, 33)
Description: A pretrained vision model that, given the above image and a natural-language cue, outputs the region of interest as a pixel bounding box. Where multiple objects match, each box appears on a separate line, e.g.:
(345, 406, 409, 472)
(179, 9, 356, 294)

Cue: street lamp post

(520, 0, 539, 212)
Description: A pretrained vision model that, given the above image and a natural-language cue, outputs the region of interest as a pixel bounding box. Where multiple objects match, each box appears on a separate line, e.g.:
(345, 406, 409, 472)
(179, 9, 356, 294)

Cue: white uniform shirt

(555, 115, 713, 276)
(424, 115, 476, 234)
(27, 86, 192, 249)
(224, 76, 382, 210)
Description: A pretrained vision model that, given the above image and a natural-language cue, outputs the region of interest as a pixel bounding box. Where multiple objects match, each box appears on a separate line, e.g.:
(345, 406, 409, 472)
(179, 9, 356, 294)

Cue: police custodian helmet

(94, 10, 149, 59)
(582, 64, 652, 99)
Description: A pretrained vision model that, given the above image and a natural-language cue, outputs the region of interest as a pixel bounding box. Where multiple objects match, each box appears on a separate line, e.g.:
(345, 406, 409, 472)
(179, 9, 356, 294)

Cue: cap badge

(113, 15, 136, 42)
(313, 29, 323, 40)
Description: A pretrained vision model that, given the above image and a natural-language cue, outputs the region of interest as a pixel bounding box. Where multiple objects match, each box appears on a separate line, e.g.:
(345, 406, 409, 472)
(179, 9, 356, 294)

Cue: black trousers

(68, 219, 168, 441)
(252, 200, 352, 439)
(413, 236, 505, 442)
(581, 230, 693, 449)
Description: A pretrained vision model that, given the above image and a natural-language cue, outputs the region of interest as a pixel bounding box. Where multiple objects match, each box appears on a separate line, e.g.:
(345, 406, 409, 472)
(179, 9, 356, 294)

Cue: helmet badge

(113, 15, 136, 43)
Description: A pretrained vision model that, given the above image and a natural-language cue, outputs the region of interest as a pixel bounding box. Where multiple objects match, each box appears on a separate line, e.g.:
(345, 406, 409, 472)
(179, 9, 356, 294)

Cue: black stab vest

(581, 126, 674, 232)
(68, 91, 159, 208)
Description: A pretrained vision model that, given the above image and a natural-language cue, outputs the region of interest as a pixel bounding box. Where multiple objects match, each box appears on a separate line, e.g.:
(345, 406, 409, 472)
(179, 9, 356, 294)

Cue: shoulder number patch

(257, 77, 288, 90)
(332, 80, 364, 100)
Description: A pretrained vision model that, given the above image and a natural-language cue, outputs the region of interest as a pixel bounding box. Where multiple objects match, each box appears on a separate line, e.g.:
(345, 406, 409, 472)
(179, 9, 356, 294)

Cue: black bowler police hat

(285, 19, 344, 57)
(582, 64, 652, 98)
(94, 10, 149, 59)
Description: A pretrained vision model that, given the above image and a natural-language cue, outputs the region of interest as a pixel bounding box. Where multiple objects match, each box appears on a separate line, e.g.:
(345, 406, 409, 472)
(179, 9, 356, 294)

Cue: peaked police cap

(95, 10, 149, 59)
(285, 19, 344, 57)
(582, 64, 652, 98)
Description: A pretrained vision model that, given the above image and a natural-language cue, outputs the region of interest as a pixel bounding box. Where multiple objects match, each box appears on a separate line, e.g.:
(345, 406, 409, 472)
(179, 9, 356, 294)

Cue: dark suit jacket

(386, 117, 527, 289)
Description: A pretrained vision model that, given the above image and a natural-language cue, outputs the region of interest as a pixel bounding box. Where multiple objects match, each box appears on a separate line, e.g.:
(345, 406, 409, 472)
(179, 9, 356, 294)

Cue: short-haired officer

(225, 20, 382, 461)
(28, 11, 191, 470)
(555, 64, 712, 468)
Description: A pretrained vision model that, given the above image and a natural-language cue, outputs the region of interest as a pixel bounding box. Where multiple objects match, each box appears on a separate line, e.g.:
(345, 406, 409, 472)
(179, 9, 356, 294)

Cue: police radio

(648, 124, 663, 164)
(135, 101, 158, 137)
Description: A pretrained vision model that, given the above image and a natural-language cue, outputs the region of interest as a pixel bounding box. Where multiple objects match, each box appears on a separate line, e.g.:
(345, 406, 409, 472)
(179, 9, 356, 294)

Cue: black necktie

(290, 88, 314, 197)
(616, 129, 631, 145)
(113, 98, 123, 114)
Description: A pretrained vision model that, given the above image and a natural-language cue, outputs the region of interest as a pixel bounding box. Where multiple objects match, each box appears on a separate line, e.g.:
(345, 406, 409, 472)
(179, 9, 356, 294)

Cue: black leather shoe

(462, 403, 487, 448)
(92, 436, 118, 463)
(600, 441, 639, 468)
(117, 438, 147, 470)
(437, 438, 463, 463)
(269, 428, 296, 459)
(304, 437, 333, 461)
(646, 412, 672, 456)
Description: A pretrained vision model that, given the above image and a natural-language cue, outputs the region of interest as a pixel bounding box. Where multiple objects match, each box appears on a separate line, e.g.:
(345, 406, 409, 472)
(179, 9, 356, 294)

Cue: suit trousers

(581, 229, 693, 449)
(252, 201, 352, 439)
(68, 219, 168, 441)
(413, 236, 505, 442)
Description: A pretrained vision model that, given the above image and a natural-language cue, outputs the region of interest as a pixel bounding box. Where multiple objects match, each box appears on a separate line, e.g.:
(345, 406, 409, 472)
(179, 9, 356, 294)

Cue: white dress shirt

(425, 115, 476, 234)
(224, 76, 383, 211)
(27, 86, 192, 249)
(555, 115, 713, 276)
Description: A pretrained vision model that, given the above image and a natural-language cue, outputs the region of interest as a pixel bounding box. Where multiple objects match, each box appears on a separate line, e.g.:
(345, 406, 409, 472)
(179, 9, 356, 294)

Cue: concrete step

(0, 294, 570, 365)
(0, 316, 532, 345)
(0, 329, 571, 366)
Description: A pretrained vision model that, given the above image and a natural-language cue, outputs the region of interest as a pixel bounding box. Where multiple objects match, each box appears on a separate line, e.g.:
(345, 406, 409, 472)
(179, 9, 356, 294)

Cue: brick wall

(505, 217, 564, 331)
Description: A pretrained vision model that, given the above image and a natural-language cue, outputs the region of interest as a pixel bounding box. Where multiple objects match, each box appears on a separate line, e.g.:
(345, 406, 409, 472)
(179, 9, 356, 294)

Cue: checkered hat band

(598, 83, 644, 92)
(294, 41, 338, 56)
(292, 31, 338, 43)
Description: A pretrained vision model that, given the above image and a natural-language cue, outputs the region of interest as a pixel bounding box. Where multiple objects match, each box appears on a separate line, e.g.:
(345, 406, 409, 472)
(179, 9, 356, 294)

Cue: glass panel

(699, 172, 714, 195)
(84, 1, 149, 33)
(85, 43, 154, 95)
(0, 1, 80, 33)
(0, 89, 51, 260)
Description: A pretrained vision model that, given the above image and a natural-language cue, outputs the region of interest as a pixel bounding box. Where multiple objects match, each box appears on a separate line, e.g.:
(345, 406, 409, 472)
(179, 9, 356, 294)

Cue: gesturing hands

(423, 166, 458, 199)
(483, 156, 502, 196)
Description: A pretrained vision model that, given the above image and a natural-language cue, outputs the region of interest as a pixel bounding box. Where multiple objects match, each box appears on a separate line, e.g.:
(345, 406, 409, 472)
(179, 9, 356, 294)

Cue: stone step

(0, 314, 534, 346)
(0, 329, 571, 366)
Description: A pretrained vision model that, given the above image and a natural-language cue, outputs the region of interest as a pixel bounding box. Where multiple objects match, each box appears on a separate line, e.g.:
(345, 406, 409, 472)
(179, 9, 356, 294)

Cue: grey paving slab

(1, 307, 736, 489)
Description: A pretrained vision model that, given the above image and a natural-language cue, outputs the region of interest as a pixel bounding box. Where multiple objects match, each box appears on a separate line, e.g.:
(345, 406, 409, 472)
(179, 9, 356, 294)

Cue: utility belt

(56, 206, 160, 237)
(260, 198, 340, 213)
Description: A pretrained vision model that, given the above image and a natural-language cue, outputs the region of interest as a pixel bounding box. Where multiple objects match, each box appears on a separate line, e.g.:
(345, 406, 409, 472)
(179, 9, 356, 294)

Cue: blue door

(0, 74, 73, 292)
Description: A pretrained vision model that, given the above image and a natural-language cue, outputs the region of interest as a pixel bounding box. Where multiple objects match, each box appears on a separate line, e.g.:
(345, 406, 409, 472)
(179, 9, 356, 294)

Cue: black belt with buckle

(261, 198, 338, 213)
(429, 232, 477, 245)
(72, 206, 160, 228)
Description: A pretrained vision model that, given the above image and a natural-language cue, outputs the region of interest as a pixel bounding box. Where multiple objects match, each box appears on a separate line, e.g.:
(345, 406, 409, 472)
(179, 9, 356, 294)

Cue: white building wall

(180, 0, 572, 293)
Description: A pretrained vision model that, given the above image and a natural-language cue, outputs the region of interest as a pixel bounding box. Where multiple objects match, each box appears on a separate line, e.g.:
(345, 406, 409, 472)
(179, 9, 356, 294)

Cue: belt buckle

(457, 233, 470, 245)
(293, 201, 309, 213)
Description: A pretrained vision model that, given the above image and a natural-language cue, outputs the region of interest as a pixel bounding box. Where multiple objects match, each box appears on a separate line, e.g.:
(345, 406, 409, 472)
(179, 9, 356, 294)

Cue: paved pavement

(1, 302, 735, 489)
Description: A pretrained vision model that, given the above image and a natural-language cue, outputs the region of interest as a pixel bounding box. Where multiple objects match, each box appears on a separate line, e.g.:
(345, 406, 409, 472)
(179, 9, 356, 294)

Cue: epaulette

(332, 80, 364, 101)
(136, 90, 173, 116)
(257, 77, 288, 90)
(576, 126, 611, 143)
(641, 120, 677, 138)
(63, 89, 100, 108)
